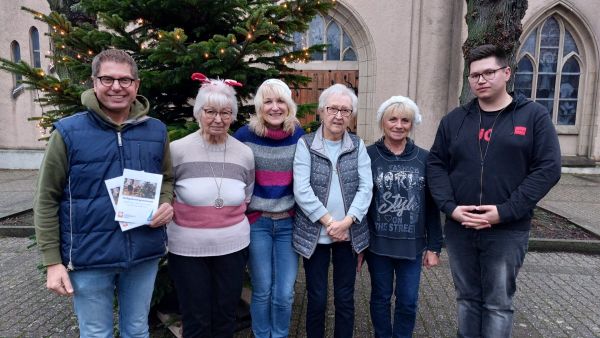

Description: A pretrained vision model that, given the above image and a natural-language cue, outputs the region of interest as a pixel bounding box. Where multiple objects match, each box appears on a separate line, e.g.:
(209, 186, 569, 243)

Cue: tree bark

(460, 0, 528, 104)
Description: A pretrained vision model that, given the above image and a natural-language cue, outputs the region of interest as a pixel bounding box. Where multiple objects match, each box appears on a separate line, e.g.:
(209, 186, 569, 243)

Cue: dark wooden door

(290, 70, 359, 131)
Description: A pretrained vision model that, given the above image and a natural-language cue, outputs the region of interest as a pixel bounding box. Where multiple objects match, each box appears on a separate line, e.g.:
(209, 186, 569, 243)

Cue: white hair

(192, 79, 239, 121)
(318, 84, 358, 117)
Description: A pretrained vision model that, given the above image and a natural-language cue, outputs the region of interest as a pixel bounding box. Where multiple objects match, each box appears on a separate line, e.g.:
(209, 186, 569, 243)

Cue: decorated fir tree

(0, 0, 333, 139)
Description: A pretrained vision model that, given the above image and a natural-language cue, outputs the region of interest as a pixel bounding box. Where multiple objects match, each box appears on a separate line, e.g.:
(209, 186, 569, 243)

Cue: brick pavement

(2, 236, 599, 337)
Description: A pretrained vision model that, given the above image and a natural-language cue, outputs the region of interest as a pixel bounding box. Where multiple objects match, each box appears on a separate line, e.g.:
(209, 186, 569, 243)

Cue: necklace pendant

(214, 197, 224, 209)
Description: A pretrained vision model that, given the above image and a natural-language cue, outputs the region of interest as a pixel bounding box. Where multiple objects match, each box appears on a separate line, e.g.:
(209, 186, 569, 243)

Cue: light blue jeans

(248, 216, 299, 338)
(69, 258, 160, 338)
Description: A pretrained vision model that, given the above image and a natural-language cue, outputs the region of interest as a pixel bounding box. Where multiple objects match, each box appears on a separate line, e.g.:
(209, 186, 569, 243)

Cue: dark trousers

(303, 242, 357, 338)
(366, 251, 423, 338)
(445, 225, 529, 338)
(168, 248, 248, 338)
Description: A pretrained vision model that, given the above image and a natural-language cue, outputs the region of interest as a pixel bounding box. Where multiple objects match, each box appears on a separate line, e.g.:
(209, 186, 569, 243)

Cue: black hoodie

(427, 94, 561, 231)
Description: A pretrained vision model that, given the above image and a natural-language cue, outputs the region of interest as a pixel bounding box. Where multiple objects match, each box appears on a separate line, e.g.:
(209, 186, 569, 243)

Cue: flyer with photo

(104, 177, 145, 232)
(114, 169, 163, 225)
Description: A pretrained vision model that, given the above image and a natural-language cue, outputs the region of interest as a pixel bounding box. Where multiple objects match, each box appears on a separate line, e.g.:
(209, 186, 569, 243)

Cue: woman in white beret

(365, 96, 443, 338)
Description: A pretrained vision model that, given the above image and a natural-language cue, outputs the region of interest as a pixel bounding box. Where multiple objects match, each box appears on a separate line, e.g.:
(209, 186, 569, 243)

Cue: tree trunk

(460, 0, 528, 104)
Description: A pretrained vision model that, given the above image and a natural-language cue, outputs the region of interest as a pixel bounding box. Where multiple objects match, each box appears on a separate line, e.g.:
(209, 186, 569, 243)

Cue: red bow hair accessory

(224, 79, 243, 87)
(191, 72, 209, 83)
(191, 72, 243, 87)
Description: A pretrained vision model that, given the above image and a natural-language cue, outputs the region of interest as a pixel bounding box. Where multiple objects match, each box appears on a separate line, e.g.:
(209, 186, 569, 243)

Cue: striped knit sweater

(167, 132, 255, 257)
(233, 125, 304, 223)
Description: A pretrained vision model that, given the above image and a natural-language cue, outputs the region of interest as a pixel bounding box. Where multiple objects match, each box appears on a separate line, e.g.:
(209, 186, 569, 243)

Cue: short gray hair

(91, 49, 138, 79)
(318, 84, 358, 117)
(192, 79, 239, 121)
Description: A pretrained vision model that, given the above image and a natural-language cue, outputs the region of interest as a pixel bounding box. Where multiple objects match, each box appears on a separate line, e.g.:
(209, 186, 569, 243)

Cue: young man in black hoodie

(427, 44, 561, 337)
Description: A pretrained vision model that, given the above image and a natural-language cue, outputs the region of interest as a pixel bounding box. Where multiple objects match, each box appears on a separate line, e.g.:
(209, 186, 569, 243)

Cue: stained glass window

(515, 16, 581, 126)
(294, 15, 356, 61)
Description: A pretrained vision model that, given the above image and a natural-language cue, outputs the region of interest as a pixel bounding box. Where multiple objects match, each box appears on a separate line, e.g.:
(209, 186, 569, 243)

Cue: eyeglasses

(203, 108, 233, 120)
(326, 106, 353, 117)
(468, 66, 507, 83)
(96, 76, 136, 88)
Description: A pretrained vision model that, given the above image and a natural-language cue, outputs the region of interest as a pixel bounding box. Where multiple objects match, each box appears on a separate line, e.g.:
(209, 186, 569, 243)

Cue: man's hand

(149, 203, 174, 228)
(451, 205, 491, 230)
(46, 264, 73, 296)
(423, 251, 440, 268)
(469, 205, 500, 226)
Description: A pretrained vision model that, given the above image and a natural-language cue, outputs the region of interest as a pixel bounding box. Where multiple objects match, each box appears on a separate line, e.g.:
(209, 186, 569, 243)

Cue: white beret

(376, 95, 422, 125)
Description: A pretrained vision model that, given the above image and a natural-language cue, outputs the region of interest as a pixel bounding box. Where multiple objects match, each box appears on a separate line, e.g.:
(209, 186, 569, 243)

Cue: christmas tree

(0, 0, 333, 139)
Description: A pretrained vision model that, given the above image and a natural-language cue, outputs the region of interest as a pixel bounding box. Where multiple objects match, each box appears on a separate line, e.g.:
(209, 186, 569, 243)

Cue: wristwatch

(351, 215, 359, 224)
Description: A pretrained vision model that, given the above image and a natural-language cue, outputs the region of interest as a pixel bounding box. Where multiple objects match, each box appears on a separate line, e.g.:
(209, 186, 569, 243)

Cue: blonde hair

(249, 80, 299, 136)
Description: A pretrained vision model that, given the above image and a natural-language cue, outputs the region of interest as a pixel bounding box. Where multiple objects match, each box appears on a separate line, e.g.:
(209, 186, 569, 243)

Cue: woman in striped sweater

(233, 79, 304, 338)
(168, 74, 254, 338)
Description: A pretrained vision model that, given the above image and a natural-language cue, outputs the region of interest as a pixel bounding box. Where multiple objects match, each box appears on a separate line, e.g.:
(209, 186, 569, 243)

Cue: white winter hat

(376, 95, 422, 126)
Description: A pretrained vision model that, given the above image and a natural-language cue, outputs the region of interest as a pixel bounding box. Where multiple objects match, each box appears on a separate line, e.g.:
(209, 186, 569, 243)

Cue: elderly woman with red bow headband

(167, 73, 254, 338)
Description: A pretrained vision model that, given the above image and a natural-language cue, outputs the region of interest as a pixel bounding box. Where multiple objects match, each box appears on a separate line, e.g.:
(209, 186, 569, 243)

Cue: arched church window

(11, 40, 23, 91)
(30, 27, 42, 68)
(515, 16, 582, 126)
(293, 15, 356, 61)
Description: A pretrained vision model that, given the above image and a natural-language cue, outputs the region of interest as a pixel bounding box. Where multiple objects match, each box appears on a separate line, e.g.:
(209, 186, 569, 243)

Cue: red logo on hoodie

(514, 126, 527, 136)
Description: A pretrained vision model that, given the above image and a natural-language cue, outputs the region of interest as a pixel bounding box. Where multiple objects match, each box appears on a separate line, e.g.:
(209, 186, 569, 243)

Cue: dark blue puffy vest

(54, 110, 167, 270)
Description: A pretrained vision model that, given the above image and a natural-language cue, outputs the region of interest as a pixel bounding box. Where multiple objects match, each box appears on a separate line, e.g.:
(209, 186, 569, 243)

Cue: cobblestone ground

(2, 237, 600, 337)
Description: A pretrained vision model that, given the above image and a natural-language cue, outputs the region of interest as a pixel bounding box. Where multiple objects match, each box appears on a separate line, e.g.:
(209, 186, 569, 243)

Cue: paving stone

(2, 170, 600, 337)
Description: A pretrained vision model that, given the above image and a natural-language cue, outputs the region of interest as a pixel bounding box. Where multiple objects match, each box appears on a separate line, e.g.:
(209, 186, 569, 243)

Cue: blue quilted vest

(54, 110, 168, 270)
(293, 128, 370, 258)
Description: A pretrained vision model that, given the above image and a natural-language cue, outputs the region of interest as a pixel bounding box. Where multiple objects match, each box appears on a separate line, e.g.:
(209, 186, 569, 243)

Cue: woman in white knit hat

(365, 96, 443, 338)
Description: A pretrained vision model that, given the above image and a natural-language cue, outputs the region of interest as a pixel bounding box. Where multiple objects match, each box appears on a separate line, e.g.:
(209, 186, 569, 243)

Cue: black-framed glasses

(326, 106, 353, 117)
(468, 66, 507, 83)
(96, 76, 136, 88)
(203, 108, 233, 120)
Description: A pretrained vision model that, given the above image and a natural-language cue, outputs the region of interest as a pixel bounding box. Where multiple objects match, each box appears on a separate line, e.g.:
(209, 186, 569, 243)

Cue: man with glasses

(427, 44, 561, 337)
(34, 49, 174, 337)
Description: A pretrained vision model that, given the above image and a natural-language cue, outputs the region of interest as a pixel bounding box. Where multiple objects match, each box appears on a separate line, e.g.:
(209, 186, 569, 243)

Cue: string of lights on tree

(0, 0, 336, 140)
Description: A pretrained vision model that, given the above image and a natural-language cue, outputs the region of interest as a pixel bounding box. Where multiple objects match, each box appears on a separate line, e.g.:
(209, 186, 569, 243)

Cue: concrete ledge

(562, 167, 600, 175)
(0, 149, 44, 169)
(0, 226, 35, 238)
(529, 238, 600, 254)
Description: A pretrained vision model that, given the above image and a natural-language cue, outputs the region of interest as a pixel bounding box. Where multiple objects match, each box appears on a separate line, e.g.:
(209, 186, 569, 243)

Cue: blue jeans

(366, 251, 423, 338)
(303, 242, 357, 338)
(248, 216, 299, 338)
(445, 225, 529, 338)
(69, 258, 160, 338)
